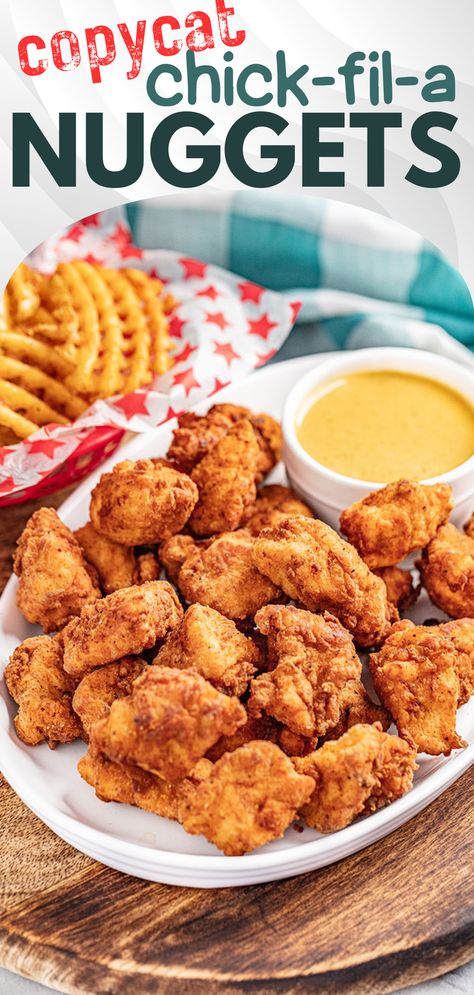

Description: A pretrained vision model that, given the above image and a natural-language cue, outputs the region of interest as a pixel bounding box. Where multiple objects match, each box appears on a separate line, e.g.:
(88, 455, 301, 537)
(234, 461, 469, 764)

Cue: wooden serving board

(1, 491, 473, 995)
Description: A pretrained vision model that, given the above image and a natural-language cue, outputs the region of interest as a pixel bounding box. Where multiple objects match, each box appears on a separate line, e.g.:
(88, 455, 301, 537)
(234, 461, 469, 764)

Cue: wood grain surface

(1, 491, 473, 995)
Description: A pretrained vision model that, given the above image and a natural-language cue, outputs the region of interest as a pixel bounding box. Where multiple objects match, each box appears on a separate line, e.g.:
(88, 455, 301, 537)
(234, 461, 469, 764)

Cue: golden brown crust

(369, 620, 466, 755)
(78, 743, 212, 818)
(177, 529, 281, 621)
(374, 566, 420, 612)
(246, 484, 314, 537)
(61, 581, 183, 678)
(189, 419, 260, 536)
(340, 480, 453, 569)
(153, 604, 261, 696)
(248, 605, 361, 738)
(254, 516, 393, 647)
(90, 459, 198, 545)
(319, 679, 391, 743)
(418, 523, 474, 618)
(179, 741, 314, 855)
(464, 512, 474, 540)
(167, 403, 281, 482)
(441, 618, 474, 705)
(4, 635, 82, 748)
(14, 508, 101, 632)
(72, 657, 147, 740)
(158, 533, 208, 584)
(91, 665, 246, 781)
(74, 521, 137, 594)
(294, 724, 417, 832)
(135, 551, 161, 583)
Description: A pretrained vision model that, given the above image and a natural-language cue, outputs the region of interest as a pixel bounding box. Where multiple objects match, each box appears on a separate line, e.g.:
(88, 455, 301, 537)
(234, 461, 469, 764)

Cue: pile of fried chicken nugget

(5, 403, 474, 856)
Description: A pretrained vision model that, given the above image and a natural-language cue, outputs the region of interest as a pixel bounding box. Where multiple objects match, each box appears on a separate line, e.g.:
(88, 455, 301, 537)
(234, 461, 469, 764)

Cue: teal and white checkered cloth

(127, 191, 474, 366)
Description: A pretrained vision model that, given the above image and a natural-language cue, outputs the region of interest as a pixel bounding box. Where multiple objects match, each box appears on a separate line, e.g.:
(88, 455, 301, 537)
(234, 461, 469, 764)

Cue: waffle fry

(0, 356, 87, 420)
(124, 268, 175, 375)
(74, 261, 123, 397)
(1, 258, 175, 442)
(0, 331, 74, 379)
(0, 378, 69, 427)
(0, 401, 39, 439)
(100, 267, 153, 393)
(5, 263, 43, 323)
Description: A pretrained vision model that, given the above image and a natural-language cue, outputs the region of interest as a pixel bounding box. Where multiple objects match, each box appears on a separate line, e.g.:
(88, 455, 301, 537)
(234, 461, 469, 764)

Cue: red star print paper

(0, 207, 300, 505)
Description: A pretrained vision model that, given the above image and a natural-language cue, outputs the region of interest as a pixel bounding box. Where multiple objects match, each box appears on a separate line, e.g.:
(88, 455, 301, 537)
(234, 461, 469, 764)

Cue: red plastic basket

(0, 426, 124, 507)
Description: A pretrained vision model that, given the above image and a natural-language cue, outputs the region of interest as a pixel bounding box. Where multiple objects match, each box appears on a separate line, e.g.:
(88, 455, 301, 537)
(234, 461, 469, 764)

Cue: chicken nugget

(248, 605, 361, 739)
(153, 604, 261, 696)
(167, 403, 281, 481)
(441, 618, 474, 705)
(135, 551, 161, 583)
(90, 459, 198, 545)
(91, 665, 246, 781)
(294, 724, 416, 832)
(61, 581, 183, 678)
(4, 635, 81, 748)
(340, 479, 453, 569)
(320, 679, 391, 743)
(72, 657, 147, 740)
(189, 419, 260, 536)
(246, 484, 314, 537)
(177, 529, 281, 621)
(206, 713, 280, 761)
(75, 521, 137, 594)
(159, 533, 211, 584)
(374, 566, 420, 612)
(14, 508, 101, 632)
(369, 620, 466, 755)
(78, 742, 211, 818)
(464, 512, 474, 540)
(179, 740, 314, 855)
(254, 516, 393, 647)
(418, 523, 474, 618)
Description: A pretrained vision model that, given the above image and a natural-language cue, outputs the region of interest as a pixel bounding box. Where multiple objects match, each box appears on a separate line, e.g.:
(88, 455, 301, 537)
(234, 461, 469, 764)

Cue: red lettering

(117, 21, 146, 81)
(185, 12, 215, 53)
(153, 16, 182, 57)
(51, 31, 81, 71)
(84, 24, 116, 83)
(18, 35, 48, 76)
(215, 0, 246, 47)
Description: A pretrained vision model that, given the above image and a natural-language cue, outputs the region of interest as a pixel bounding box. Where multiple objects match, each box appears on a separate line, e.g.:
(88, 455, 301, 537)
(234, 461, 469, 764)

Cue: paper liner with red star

(0, 207, 301, 505)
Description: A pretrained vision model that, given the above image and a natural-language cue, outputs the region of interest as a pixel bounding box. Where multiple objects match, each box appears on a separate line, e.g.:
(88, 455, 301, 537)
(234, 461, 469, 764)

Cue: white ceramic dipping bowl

(282, 347, 474, 531)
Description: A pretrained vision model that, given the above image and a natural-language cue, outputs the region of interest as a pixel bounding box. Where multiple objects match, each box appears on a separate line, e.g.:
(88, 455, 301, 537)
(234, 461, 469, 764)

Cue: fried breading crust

(246, 484, 314, 537)
(167, 403, 282, 481)
(418, 523, 474, 618)
(370, 620, 466, 755)
(4, 635, 81, 748)
(78, 743, 212, 818)
(442, 618, 474, 705)
(248, 605, 361, 738)
(153, 604, 261, 696)
(294, 724, 417, 832)
(179, 740, 314, 855)
(159, 533, 209, 584)
(340, 480, 453, 569)
(374, 566, 420, 612)
(61, 581, 183, 678)
(177, 529, 281, 621)
(72, 657, 147, 740)
(319, 679, 391, 743)
(90, 458, 198, 545)
(14, 508, 100, 632)
(253, 517, 393, 647)
(189, 419, 260, 536)
(91, 666, 246, 781)
(75, 521, 138, 594)
(464, 512, 474, 540)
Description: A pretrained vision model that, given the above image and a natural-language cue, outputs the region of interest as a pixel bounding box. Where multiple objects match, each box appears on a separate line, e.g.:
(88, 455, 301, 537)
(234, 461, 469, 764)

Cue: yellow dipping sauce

(296, 370, 474, 482)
